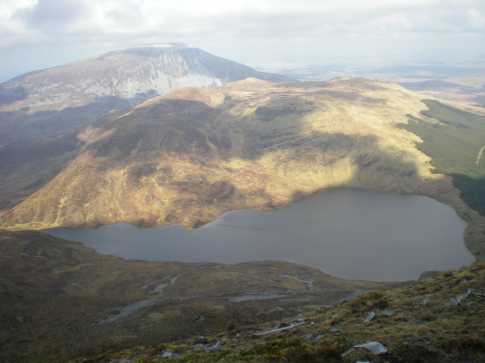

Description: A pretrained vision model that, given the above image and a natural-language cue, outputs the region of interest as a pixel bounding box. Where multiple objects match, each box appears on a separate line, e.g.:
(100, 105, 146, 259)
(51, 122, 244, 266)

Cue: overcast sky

(1, 0, 485, 81)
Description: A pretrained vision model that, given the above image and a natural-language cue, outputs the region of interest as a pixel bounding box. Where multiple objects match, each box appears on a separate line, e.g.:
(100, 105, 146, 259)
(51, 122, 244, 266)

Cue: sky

(1, 0, 485, 81)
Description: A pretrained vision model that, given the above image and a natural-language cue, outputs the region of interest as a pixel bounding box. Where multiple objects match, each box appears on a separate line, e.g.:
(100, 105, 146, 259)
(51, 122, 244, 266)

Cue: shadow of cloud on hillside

(0, 96, 132, 146)
(88, 99, 233, 164)
(0, 132, 82, 210)
(0, 86, 27, 106)
(0, 96, 136, 211)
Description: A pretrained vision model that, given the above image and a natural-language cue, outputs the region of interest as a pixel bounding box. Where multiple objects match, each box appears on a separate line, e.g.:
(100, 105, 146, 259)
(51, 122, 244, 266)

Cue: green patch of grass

(403, 100, 485, 215)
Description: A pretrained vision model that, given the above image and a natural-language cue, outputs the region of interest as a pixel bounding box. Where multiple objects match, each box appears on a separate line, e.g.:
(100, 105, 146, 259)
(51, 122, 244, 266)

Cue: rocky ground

(71, 262, 485, 363)
(2, 231, 484, 363)
(0, 231, 381, 363)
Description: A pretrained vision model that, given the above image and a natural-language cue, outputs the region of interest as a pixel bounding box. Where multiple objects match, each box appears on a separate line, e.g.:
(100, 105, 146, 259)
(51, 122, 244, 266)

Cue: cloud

(4, 0, 485, 39)
(18, 0, 92, 31)
(0, 0, 484, 80)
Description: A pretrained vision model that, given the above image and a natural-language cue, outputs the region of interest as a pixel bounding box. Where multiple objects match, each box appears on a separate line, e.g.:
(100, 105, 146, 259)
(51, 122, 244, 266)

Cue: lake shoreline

(48, 188, 474, 282)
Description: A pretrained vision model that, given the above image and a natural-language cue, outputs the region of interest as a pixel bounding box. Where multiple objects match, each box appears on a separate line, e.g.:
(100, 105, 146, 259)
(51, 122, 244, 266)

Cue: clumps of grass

(389, 341, 443, 363)
(349, 291, 389, 313)
(243, 337, 345, 363)
(448, 336, 485, 352)
(70, 263, 485, 363)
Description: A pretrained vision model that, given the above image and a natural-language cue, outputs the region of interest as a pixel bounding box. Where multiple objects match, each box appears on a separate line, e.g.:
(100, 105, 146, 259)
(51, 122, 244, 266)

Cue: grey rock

(381, 308, 395, 317)
(450, 289, 474, 306)
(305, 333, 325, 342)
(343, 341, 388, 357)
(354, 341, 388, 355)
(254, 320, 305, 336)
(420, 297, 431, 306)
(194, 340, 222, 352)
(472, 290, 485, 298)
(160, 350, 179, 358)
(364, 311, 376, 322)
(314, 334, 325, 341)
(206, 341, 222, 352)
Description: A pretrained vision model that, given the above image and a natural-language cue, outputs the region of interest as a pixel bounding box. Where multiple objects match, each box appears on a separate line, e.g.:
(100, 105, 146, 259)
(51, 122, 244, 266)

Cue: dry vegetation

(71, 261, 485, 363)
(2, 78, 484, 258)
(2, 77, 485, 362)
(0, 231, 380, 362)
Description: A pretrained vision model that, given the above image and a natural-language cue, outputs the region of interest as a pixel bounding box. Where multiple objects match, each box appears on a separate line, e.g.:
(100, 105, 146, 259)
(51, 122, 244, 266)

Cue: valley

(2, 75, 485, 260)
(1, 45, 485, 363)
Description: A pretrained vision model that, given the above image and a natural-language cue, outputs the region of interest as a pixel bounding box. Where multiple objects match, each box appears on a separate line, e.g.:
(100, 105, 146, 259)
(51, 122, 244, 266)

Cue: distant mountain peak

(106, 43, 192, 56)
(0, 45, 285, 145)
(135, 42, 189, 49)
(1, 45, 285, 109)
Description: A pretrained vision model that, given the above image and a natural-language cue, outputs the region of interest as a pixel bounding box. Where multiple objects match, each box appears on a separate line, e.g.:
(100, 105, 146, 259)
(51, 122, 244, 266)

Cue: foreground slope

(2, 78, 485, 258)
(2, 232, 484, 363)
(76, 262, 485, 363)
(0, 231, 377, 362)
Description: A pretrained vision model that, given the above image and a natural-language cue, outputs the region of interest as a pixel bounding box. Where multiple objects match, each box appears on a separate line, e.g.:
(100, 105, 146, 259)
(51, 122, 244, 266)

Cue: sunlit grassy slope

(0, 79, 439, 231)
(2, 78, 485, 258)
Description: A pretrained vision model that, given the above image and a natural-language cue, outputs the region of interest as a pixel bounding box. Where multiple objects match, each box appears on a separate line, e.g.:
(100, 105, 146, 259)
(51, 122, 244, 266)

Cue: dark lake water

(48, 189, 474, 281)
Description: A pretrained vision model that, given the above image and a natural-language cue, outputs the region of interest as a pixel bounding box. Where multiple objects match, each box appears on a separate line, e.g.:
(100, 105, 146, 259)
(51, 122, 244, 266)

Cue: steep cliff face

(1, 78, 460, 231)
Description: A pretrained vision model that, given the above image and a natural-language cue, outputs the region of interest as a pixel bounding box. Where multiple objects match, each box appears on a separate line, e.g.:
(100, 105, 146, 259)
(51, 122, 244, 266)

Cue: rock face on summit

(0, 45, 282, 144)
(1, 45, 283, 108)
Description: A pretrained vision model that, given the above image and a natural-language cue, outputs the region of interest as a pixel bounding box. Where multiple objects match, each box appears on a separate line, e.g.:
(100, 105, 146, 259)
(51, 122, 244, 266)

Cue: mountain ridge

(0, 78, 459, 228)
(0, 47, 285, 211)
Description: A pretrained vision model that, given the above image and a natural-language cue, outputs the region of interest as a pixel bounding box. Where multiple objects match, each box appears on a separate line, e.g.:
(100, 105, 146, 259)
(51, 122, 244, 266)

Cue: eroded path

(476, 145, 485, 166)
